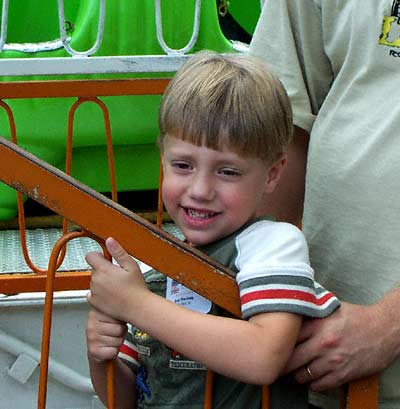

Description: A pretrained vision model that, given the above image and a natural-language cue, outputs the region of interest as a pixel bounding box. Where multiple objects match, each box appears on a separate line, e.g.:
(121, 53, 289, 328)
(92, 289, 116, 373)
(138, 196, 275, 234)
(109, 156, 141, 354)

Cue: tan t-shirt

(250, 1, 400, 408)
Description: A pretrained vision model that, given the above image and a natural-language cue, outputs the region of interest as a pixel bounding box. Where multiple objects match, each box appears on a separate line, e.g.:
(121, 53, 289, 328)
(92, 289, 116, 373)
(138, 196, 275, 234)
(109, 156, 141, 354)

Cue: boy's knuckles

(112, 247, 125, 259)
(98, 346, 119, 361)
(113, 325, 127, 338)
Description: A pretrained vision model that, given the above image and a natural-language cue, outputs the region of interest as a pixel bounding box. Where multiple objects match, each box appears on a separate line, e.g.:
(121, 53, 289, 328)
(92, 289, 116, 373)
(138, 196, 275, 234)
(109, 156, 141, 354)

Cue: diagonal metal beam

(0, 136, 240, 316)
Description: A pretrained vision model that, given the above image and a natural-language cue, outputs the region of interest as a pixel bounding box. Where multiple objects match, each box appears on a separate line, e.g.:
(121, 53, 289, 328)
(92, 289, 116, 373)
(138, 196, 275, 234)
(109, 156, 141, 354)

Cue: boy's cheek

(161, 183, 178, 210)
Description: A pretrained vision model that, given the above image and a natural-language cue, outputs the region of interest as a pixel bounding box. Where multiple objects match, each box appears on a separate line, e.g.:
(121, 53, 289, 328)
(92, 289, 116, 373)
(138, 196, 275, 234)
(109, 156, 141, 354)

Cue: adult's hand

(286, 297, 400, 391)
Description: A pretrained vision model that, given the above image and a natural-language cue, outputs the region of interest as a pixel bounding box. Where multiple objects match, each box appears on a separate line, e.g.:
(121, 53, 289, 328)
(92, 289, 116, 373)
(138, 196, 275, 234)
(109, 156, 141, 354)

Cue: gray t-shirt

(118, 219, 339, 408)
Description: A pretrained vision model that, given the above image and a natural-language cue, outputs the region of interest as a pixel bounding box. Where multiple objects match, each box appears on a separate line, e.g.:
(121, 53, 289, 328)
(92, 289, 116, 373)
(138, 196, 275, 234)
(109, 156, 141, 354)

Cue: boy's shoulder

(234, 218, 311, 268)
(237, 218, 305, 244)
(199, 218, 308, 273)
(242, 217, 300, 231)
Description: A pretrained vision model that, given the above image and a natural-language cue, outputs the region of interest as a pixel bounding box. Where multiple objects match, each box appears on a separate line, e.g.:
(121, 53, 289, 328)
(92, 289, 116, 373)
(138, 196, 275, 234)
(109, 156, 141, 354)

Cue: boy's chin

(183, 230, 225, 247)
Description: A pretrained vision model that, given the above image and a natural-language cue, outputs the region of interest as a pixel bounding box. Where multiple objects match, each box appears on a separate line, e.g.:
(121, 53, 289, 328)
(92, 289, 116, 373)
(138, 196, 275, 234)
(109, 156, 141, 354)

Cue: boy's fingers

(90, 307, 121, 324)
(105, 237, 137, 272)
(85, 251, 105, 268)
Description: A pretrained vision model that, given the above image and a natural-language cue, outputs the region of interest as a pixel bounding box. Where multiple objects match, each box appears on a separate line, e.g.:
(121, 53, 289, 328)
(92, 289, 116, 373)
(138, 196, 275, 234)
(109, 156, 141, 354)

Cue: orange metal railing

(0, 78, 379, 409)
(0, 78, 169, 295)
(0, 78, 170, 409)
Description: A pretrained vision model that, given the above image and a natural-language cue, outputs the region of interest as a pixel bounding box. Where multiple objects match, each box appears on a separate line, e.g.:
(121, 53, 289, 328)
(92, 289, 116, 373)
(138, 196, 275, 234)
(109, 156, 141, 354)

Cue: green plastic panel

(228, 0, 262, 35)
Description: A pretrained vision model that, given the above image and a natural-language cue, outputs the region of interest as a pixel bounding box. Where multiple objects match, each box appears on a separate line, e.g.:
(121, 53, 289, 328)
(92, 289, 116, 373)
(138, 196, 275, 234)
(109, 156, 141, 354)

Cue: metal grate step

(0, 224, 183, 274)
(0, 228, 101, 273)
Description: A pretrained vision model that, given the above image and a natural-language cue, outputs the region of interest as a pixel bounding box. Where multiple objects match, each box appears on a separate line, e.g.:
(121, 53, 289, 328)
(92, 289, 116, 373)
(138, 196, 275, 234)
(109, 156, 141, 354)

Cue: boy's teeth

(187, 209, 215, 219)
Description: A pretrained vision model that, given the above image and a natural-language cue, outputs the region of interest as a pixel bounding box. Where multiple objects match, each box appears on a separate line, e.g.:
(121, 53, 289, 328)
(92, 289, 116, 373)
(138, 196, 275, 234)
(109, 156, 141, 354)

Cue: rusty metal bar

(0, 98, 65, 274)
(38, 231, 90, 408)
(0, 78, 170, 99)
(0, 136, 241, 316)
(347, 375, 379, 409)
(0, 271, 91, 293)
(203, 370, 214, 409)
(66, 97, 118, 201)
(64, 94, 119, 407)
(37, 230, 115, 409)
(156, 158, 164, 228)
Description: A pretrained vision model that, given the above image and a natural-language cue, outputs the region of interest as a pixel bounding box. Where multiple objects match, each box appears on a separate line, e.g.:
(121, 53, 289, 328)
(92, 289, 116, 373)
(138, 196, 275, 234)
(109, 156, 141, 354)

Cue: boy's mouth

(185, 207, 219, 220)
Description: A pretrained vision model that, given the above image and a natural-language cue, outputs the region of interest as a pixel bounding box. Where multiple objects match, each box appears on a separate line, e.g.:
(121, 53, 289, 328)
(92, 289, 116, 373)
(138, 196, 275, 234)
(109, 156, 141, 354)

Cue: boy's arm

(86, 308, 137, 408)
(88, 356, 137, 409)
(87, 238, 302, 385)
(256, 126, 309, 226)
(127, 293, 301, 385)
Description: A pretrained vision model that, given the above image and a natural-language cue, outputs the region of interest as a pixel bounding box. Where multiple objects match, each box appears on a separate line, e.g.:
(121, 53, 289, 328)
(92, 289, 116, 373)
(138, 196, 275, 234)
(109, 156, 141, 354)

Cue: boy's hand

(86, 237, 148, 322)
(86, 308, 127, 362)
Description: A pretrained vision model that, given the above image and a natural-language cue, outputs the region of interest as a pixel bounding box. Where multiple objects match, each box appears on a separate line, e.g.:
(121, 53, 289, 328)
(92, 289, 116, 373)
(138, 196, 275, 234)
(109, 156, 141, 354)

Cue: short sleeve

(235, 220, 339, 319)
(118, 324, 140, 373)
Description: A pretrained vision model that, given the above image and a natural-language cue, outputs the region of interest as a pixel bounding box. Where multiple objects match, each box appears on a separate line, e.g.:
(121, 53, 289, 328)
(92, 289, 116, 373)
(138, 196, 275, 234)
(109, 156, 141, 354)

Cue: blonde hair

(158, 51, 293, 164)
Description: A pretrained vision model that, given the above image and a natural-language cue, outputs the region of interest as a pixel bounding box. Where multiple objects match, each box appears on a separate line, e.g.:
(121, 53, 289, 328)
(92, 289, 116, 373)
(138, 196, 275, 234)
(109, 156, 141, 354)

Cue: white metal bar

(0, 0, 9, 51)
(0, 54, 190, 76)
(1, 39, 69, 53)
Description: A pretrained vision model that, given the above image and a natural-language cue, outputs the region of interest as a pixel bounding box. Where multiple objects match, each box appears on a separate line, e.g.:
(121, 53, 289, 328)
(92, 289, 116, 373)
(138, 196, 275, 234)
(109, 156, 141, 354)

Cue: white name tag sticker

(166, 277, 212, 314)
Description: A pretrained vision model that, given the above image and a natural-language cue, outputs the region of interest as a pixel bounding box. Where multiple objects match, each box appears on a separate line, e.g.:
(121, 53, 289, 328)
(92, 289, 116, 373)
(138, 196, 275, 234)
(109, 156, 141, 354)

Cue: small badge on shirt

(133, 329, 151, 356)
(166, 277, 212, 313)
(169, 351, 207, 370)
(136, 344, 151, 356)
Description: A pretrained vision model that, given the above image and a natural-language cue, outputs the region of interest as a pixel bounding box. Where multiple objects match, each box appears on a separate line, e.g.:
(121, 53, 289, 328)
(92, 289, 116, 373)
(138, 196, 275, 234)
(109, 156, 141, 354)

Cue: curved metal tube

(2, 39, 69, 53)
(38, 230, 113, 408)
(0, 0, 69, 53)
(57, 0, 105, 56)
(67, 97, 118, 201)
(155, 0, 201, 55)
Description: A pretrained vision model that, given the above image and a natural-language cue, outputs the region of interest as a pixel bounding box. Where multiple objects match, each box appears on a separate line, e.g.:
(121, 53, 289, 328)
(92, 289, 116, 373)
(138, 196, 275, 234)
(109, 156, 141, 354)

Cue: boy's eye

(219, 168, 241, 177)
(171, 161, 192, 171)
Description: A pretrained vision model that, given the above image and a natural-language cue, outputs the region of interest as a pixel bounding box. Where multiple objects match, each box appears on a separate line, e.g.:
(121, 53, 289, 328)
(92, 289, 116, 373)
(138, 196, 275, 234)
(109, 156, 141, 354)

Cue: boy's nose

(188, 173, 215, 201)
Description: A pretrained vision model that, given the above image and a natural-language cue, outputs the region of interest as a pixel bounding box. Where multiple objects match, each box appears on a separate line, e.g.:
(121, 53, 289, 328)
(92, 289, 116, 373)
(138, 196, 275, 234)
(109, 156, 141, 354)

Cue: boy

(85, 51, 339, 408)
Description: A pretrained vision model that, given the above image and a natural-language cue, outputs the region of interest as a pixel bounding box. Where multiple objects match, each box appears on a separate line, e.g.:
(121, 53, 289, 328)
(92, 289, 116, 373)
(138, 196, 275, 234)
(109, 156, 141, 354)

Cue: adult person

(249, 1, 400, 408)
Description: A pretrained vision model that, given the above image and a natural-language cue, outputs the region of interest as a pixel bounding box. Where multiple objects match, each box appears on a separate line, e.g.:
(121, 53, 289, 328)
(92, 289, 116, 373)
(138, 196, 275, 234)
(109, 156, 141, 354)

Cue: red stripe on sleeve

(119, 343, 139, 361)
(241, 289, 335, 306)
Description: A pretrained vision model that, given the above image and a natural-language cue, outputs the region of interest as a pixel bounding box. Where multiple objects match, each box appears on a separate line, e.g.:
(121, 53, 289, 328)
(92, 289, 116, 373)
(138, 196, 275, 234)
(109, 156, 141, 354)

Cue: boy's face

(161, 134, 284, 246)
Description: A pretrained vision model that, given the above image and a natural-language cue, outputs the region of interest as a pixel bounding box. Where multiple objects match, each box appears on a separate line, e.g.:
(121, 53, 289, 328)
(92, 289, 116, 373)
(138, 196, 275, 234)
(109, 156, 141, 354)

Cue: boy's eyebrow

(165, 150, 193, 159)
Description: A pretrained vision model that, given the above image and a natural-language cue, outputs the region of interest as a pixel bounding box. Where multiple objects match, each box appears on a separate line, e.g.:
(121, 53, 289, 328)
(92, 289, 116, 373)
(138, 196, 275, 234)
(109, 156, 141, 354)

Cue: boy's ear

(264, 154, 287, 194)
